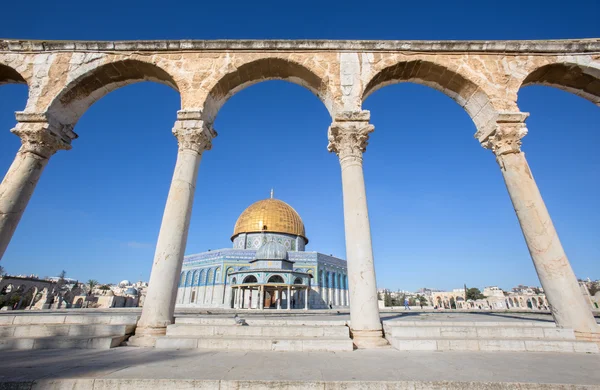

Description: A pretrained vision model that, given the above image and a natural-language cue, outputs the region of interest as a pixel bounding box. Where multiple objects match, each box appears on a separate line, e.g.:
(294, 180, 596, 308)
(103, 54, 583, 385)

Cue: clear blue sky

(0, 0, 598, 291)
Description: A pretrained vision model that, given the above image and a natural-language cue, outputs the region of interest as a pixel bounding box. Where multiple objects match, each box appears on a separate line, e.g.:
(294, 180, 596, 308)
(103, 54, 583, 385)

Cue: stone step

(166, 324, 349, 338)
(388, 337, 599, 353)
(0, 335, 126, 350)
(175, 317, 346, 327)
(386, 326, 575, 340)
(155, 335, 354, 351)
(0, 314, 138, 326)
(384, 320, 556, 328)
(0, 324, 135, 338)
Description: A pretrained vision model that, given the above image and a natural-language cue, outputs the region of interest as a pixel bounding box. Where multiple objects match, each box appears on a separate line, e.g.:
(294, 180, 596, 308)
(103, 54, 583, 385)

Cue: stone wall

(1, 39, 598, 146)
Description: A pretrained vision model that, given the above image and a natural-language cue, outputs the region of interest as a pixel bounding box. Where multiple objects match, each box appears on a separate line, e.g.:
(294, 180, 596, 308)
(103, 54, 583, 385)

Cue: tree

(98, 285, 111, 291)
(417, 295, 427, 306)
(0, 265, 5, 277)
(384, 290, 392, 307)
(532, 287, 542, 295)
(87, 280, 99, 295)
(466, 288, 485, 300)
(588, 283, 599, 297)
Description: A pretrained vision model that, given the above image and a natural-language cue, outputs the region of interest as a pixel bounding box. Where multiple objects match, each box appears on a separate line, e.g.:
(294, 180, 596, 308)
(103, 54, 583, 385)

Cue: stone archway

(363, 59, 500, 134)
(520, 62, 600, 105)
(202, 57, 333, 124)
(46, 59, 180, 127)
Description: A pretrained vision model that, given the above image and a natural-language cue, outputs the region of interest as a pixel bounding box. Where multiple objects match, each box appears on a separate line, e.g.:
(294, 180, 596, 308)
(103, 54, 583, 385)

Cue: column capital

(172, 110, 217, 154)
(327, 119, 374, 164)
(481, 112, 529, 156)
(11, 112, 75, 159)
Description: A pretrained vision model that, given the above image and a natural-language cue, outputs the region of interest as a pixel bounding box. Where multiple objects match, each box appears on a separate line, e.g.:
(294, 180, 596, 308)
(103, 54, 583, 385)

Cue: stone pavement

(1, 347, 599, 389)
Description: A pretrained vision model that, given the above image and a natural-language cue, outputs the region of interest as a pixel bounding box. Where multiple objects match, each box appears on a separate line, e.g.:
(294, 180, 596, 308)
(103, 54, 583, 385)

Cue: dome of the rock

(231, 198, 307, 242)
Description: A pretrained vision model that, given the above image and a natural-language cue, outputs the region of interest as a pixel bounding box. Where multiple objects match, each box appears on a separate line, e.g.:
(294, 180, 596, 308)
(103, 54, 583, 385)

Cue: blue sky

(0, 0, 598, 291)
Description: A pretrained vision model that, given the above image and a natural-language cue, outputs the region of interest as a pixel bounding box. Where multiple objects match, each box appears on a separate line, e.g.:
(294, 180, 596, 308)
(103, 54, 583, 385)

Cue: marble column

(286, 286, 291, 310)
(327, 113, 387, 348)
(276, 289, 281, 310)
(0, 114, 73, 260)
(482, 112, 598, 340)
(131, 111, 216, 346)
(305, 287, 309, 310)
(258, 285, 265, 310)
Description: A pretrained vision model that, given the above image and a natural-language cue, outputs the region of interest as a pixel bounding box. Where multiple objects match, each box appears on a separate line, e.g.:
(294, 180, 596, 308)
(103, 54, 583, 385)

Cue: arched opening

(521, 63, 600, 105)
(202, 57, 331, 124)
(517, 62, 600, 291)
(267, 275, 284, 284)
(2, 59, 182, 285)
(293, 277, 303, 285)
(243, 275, 258, 284)
(363, 62, 515, 294)
(47, 59, 179, 126)
(185, 61, 336, 280)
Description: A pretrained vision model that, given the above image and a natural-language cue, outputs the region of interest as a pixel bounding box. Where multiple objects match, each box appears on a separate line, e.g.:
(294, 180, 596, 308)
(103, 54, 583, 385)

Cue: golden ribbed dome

(232, 198, 307, 242)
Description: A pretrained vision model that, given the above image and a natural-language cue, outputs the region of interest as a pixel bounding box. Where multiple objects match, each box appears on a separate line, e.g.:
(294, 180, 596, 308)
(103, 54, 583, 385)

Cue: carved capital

(172, 110, 217, 154)
(327, 120, 374, 163)
(481, 112, 529, 156)
(11, 114, 73, 159)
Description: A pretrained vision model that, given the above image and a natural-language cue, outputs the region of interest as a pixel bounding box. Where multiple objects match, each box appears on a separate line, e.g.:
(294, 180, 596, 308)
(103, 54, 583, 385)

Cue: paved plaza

(0, 347, 599, 389)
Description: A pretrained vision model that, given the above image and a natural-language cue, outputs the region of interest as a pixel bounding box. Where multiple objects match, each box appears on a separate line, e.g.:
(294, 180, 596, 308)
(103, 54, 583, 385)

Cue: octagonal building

(176, 194, 349, 309)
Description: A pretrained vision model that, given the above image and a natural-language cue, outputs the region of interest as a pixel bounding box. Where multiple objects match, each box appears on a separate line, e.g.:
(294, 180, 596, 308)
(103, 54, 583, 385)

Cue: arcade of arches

(0, 39, 599, 347)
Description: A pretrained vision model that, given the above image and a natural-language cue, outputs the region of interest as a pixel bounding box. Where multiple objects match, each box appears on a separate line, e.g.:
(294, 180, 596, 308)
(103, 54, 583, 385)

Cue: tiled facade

(176, 246, 349, 309)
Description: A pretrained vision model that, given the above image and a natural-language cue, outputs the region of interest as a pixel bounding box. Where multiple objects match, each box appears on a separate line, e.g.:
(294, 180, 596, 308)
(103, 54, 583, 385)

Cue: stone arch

(202, 57, 332, 124)
(268, 275, 284, 284)
(46, 59, 180, 127)
(363, 59, 498, 134)
(0, 63, 27, 86)
(520, 62, 600, 106)
(294, 277, 303, 285)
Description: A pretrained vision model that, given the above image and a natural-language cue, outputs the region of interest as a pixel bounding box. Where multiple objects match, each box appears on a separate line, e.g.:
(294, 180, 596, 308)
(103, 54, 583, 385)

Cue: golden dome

(232, 198, 307, 242)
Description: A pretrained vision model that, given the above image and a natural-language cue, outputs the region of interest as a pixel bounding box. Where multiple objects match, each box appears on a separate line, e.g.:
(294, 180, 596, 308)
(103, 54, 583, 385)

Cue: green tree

(384, 291, 392, 307)
(588, 283, 599, 297)
(87, 279, 99, 295)
(0, 265, 5, 276)
(98, 285, 111, 291)
(466, 288, 485, 300)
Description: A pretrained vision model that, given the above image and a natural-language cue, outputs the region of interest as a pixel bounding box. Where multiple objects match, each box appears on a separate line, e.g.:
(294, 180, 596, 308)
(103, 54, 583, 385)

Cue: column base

(351, 329, 389, 349)
(127, 326, 167, 347)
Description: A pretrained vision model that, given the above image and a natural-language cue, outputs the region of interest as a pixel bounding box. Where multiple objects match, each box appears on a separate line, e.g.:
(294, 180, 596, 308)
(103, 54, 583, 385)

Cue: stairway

(0, 312, 138, 350)
(155, 316, 354, 351)
(383, 320, 599, 353)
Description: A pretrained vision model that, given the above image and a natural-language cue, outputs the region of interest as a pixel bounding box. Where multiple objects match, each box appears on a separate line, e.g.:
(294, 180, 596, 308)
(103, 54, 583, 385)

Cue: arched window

(267, 275, 284, 284)
(179, 272, 185, 287)
(185, 271, 192, 287)
(231, 277, 237, 285)
(192, 271, 199, 286)
(207, 268, 214, 284)
(198, 270, 205, 286)
(243, 275, 258, 284)
(214, 267, 221, 284)
(294, 277, 303, 285)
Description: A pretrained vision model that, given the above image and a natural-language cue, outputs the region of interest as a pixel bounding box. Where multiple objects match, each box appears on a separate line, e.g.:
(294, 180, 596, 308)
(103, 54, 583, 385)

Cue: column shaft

(133, 148, 202, 343)
(0, 118, 71, 260)
(499, 151, 598, 336)
(328, 118, 386, 348)
(0, 152, 49, 259)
